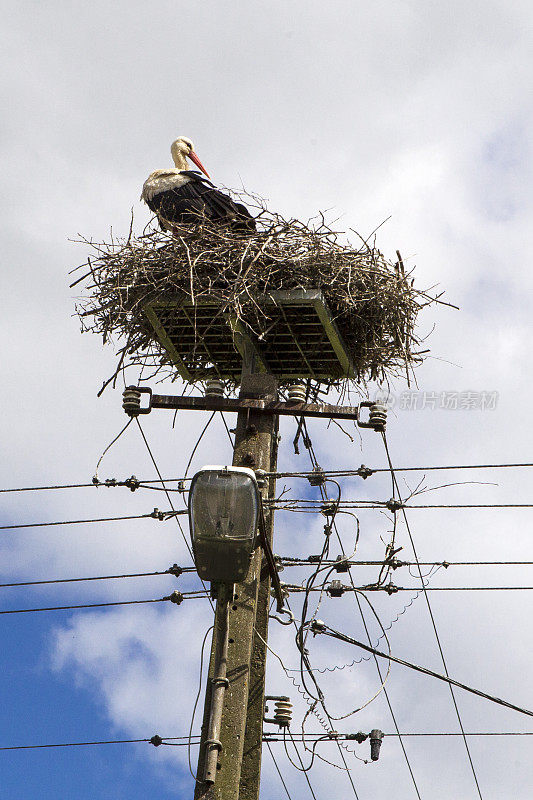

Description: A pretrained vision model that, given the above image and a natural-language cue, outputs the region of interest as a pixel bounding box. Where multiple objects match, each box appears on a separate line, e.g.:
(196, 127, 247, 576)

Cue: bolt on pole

(194, 371, 279, 800)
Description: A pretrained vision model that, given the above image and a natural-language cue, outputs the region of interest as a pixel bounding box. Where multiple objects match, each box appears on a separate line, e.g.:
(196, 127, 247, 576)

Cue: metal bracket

(122, 386, 365, 422)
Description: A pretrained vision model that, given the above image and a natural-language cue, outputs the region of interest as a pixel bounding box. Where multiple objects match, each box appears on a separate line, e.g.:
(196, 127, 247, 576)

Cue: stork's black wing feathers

(149, 172, 256, 233)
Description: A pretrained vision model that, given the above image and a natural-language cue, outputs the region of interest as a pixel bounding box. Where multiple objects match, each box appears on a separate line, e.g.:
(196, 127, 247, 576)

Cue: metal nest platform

(143, 289, 355, 383)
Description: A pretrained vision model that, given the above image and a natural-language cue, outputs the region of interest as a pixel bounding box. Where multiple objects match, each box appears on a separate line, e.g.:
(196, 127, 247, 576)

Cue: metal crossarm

(142, 289, 355, 382)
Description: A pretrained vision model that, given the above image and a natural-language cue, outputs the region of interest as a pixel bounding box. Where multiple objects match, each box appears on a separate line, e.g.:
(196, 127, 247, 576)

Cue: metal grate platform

(143, 289, 354, 382)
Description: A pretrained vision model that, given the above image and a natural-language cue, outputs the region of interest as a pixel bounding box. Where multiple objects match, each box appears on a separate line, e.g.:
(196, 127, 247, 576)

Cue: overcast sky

(2, 1, 533, 798)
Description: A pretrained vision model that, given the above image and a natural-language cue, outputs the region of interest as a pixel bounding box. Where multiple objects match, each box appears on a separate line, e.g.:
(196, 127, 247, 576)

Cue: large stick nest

(73, 195, 443, 395)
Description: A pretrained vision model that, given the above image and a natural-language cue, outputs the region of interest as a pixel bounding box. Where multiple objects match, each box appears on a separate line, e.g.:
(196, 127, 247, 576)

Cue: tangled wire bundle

(73, 197, 444, 394)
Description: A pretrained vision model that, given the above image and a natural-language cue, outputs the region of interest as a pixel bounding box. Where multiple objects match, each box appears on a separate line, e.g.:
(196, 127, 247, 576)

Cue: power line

(0, 477, 191, 494)
(0, 592, 204, 615)
(266, 741, 294, 800)
(0, 510, 186, 532)
(0, 482, 99, 493)
(284, 584, 533, 593)
(7, 568, 531, 593)
(313, 622, 533, 721)
(292, 423, 414, 799)
(286, 730, 320, 800)
(272, 500, 533, 510)
(3, 731, 531, 752)
(0, 735, 199, 751)
(3, 459, 533, 495)
(351, 589, 422, 799)
(134, 419, 214, 612)
(271, 461, 533, 478)
(381, 432, 484, 799)
(281, 558, 533, 568)
(264, 731, 533, 740)
(0, 566, 194, 589)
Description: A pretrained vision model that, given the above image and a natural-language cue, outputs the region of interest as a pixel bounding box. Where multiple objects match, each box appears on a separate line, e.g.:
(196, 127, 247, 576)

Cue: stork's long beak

(187, 150, 211, 179)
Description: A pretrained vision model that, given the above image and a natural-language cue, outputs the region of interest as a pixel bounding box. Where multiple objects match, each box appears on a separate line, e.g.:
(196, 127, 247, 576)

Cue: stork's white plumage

(141, 137, 255, 232)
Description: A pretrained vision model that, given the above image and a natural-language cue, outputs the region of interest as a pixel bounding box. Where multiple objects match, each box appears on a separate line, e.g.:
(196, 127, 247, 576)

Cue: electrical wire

(270, 461, 533, 478)
(283, 469, 372, 798)
(0, 736, 199, 751)
(93, 417, 134, 482)
(0, 567, 194, 589)
(300, 429, 422, 799)
(381, 431, 484, 799)
(264, 731, 533, 740)
(284, 584, 533, 593)
(0, 592, 204, 615)
(188, 625, 214, 781)
(0, 511, 185, 532)
(0, 477, 193, 494)
(316, 623, 533, 720)
(3, 731, 531, 752)
(272, 500, 533, 510)
(280, 558, 533, 568)
(266, 740, 294, 800)
(183, 411, 216, 479)
(218, 411, 235, 447)
(285, 730, 320, 800)
(3, 459, 533, 495)
(135, 419, 214, 611)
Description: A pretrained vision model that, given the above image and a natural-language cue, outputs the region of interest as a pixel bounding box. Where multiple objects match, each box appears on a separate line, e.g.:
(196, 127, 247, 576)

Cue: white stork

(141, 137, 255, 233)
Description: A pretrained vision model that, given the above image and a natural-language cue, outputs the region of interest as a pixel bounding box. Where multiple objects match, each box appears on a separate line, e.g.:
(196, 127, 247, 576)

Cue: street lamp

(188, 465, 261, 584)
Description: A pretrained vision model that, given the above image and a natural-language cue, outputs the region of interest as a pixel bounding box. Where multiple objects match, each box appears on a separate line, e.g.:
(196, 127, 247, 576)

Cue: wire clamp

(357, 464, 374, 479)
(150, 734, 163, 747)
(334, 556, 350, 573)
(384, 582, 399, 595)
(211, 677, 229, 689)
(320, 500, 337, 516)
(385, 497, 404, 513)
(150, 508, 166, 521)
(307, 466, 326, 486)
(327, 580, 346, 597)
(310, 619, 326, 634)
(346, 731, 368, 744)
(204, 738, 222, 752)
(166, 564, 183, 578)
(254, 469, 267, 488)
(167, 590, 184, 605)
(123, 475, 140, 491)
(270, 584, 289, 602)
(388, 557, 406, 570)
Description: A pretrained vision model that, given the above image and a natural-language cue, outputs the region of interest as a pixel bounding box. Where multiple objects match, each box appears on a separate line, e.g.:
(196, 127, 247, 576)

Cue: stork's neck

(172, 152, 189, 171)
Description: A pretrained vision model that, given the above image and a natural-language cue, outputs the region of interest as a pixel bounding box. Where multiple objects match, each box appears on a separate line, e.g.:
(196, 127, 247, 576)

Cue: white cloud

(3, 0, 533, 796)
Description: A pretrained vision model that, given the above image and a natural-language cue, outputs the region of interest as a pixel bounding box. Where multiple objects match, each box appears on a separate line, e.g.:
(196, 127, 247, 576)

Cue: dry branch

(73, 194, 441, 393)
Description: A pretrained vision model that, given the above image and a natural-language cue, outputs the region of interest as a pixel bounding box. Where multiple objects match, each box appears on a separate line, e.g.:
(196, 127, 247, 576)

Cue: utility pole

(123, 374, 381, 799)
(194, 371, 279, 800)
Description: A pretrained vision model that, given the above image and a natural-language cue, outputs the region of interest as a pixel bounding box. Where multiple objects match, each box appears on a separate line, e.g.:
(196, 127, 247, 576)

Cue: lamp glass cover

(190, 470, 258, 542)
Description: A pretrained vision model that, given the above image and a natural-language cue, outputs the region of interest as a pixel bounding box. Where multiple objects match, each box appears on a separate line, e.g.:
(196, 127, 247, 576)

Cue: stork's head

(171, 136, 210, 178)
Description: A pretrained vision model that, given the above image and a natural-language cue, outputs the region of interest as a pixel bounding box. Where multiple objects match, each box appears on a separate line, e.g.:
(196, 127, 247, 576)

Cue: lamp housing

(188, 465, 261, 583)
